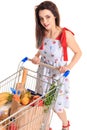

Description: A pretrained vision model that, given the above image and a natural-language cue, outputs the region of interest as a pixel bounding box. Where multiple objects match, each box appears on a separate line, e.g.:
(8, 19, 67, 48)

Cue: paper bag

(10, 100, 45, 130)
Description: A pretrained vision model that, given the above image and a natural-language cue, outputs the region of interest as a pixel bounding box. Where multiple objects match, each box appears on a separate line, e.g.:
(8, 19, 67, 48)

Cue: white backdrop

(0, 0, 86, 130)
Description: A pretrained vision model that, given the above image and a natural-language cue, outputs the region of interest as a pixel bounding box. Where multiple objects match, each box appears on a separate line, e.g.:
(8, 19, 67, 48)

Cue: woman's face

(39, 9, 56, 30)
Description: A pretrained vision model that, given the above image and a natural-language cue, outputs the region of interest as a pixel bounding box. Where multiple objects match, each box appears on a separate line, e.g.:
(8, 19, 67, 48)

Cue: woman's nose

(43, 18, 47, 24)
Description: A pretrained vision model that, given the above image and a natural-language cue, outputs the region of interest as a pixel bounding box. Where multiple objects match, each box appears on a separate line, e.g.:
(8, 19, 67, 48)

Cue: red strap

(61, 27, 74, 61)
(39, 42, 44, 50)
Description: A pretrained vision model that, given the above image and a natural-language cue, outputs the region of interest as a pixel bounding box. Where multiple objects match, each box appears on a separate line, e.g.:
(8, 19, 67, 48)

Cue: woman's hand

(58, 66, 70, 73)
(31, 56, 40, 64)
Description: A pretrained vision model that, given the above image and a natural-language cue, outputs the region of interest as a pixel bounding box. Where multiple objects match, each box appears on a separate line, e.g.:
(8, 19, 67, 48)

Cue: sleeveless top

(39, 27, 74, 61)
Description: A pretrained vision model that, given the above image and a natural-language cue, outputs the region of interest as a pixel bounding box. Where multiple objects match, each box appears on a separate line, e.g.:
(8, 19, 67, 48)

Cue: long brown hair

(35, 1, 60, 48)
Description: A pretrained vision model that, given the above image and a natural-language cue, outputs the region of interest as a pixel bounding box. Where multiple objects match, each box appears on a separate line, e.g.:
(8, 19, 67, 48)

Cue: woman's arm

(35, 51, 40, 57)
(31, 51, 41, 64)
(66, 30, 82, 69)
(59, 30, 82, 73)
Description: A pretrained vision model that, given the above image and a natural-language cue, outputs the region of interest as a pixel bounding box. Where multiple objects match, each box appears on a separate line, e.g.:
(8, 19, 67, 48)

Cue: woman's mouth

(44, 24, 49, 28)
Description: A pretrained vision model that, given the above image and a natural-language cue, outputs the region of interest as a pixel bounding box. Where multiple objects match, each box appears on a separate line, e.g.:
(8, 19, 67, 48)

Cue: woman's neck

(45, 26, 61, 39)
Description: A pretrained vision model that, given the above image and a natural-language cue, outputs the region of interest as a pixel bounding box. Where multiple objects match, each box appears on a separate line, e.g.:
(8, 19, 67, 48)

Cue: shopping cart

(0, 57, 70, 130)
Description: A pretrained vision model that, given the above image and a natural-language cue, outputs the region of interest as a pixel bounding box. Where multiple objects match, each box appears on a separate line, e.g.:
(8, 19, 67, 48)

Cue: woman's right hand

(31, 56, 40, 64)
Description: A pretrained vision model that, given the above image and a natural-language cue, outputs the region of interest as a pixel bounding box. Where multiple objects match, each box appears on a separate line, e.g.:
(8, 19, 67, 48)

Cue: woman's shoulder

(62, 27, 74, 35)
(56, 27, 74, 39)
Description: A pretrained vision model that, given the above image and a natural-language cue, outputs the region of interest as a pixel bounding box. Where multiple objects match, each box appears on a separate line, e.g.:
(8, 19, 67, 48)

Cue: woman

(31, 1, 82, 130)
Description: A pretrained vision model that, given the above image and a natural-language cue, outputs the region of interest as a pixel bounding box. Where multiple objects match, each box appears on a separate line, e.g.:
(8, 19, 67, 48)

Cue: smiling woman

(31, 1, 82, 130)
(0, 0, 86, 130)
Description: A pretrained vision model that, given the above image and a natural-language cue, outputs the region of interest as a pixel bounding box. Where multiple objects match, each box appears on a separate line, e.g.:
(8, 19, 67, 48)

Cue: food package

(0, 103, 11, 121)
(0, 103, 11, 129)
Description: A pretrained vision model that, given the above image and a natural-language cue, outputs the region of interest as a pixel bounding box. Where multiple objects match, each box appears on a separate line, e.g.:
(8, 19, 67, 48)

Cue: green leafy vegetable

(44, 83, 57, 107)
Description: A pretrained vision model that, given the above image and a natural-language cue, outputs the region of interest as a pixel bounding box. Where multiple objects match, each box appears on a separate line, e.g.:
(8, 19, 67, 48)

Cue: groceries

(10, 87, 44, 107)
(0, 83, 56, 108)
(0, 82, 56, 129)
(20, 91, 32, 105)
(44, 83, 57, 107)
(0, 82, 56, 109)
(0, 92, 13, 107)
(0, 103, 11, 126)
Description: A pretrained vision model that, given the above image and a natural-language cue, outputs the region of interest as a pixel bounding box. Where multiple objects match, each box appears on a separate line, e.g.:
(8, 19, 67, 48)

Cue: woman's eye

(46, 16, 50, 19)
(39, 15, 50, 21)
(39, 17, 43, 21)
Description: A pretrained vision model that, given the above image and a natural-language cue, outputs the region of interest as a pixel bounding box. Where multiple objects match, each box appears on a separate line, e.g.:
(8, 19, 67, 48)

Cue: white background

(0, 0, 87, 130)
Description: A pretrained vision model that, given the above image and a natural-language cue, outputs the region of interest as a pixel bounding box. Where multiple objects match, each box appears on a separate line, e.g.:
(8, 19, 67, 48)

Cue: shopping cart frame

(0, 57, 70, 130)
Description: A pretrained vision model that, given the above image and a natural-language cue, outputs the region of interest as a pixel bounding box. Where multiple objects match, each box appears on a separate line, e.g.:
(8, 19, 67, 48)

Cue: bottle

(8, 117, 18, 130)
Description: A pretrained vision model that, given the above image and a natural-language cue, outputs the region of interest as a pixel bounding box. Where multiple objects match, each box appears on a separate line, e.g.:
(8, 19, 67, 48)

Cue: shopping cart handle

(21, 57, 29, 62)
(63, 70, 70, 77)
